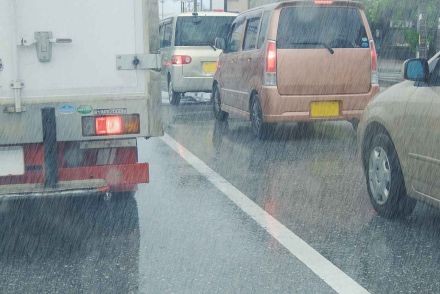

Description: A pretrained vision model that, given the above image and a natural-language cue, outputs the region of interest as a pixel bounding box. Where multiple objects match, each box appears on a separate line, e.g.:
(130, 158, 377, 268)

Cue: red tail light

(171, 55, 192, 65)
(82, 115, 140, 136)
(314, 0, 333, 4)
(96, 116, 123, 135)
(370, 40, 377, 71)
(370, 40, 379, 85)
(265, 41, 277, 73)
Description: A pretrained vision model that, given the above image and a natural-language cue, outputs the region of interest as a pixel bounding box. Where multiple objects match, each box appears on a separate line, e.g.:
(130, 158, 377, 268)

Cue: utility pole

(160, 0, 164, 19)
(437, 17, 440, 53)
(418, 0, 428, 58)
(224, 0, 228, 12)
(193, 0, 197, 12)
(210, 0, 212, 11)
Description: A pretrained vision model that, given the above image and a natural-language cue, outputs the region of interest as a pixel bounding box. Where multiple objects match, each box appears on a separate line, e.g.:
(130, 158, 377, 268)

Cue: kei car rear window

(277, 7, 368, 50)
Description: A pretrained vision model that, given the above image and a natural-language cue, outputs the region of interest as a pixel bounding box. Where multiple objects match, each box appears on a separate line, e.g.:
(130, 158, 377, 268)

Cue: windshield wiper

(209, 44, 217, 51)
(290, 42, 334, 54)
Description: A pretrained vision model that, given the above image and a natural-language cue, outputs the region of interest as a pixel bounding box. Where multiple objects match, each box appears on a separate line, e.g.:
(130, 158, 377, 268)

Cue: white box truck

(0, 0, 163, 196)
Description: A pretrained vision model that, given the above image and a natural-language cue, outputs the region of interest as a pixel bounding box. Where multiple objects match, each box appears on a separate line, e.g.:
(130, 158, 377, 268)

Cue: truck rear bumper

(0, 163, 149, 197)
(0, 179, 108, 199)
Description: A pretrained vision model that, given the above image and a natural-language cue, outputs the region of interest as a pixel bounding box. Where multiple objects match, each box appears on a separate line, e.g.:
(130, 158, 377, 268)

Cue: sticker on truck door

(58, 104, 76, 114)
(94, 108, 127, 115)
(77, 105, 93, 115)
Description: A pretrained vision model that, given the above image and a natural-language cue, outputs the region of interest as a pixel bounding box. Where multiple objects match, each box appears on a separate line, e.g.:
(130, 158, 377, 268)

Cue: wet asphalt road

(161, 96, 440, 294)
(1, 95, 440, 293)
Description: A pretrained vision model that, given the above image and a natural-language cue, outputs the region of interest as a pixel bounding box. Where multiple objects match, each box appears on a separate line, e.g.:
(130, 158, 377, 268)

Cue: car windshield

(175, 16, 235, 46)
(277, 7, 368, 49)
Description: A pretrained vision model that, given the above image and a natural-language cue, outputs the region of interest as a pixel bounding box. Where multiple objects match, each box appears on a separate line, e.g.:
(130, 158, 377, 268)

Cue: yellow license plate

(202, 62, 217, 74)
(310, 101, 340, 118)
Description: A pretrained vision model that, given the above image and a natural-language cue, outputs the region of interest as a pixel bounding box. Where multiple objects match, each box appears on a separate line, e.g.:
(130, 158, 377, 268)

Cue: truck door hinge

(18, 31, 72, 63)
(116, 54, 161, 71)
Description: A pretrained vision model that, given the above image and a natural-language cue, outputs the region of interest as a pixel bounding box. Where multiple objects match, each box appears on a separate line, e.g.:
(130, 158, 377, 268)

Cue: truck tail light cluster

(82, 114, 140, 136)
(171, 55, 192, 65)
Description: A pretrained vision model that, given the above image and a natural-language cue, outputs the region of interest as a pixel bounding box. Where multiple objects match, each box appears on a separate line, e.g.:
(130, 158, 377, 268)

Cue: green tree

(362, 0, 440, 54)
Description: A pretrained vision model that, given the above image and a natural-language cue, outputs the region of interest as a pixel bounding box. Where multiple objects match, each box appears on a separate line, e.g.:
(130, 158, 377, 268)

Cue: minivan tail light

(264, 41, 277, 86)
(172, 55, 192, 65)
(265, 41, 277, 73)
(370, 40, 379, 85)
(370, 40, 377, 71)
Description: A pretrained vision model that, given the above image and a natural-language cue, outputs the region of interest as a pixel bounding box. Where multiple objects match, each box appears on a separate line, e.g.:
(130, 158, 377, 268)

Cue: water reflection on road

(0, 195, 139, 293)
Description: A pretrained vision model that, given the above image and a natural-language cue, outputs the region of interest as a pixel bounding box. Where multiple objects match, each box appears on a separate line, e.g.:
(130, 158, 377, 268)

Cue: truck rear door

(0, 0, 162, 145)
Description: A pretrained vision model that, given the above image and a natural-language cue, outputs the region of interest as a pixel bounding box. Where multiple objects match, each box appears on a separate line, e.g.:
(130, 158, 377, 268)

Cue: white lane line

(161, 133, 369, 294)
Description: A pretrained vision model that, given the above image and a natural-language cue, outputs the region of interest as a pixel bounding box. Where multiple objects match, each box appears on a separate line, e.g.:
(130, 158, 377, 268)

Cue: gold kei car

(359, 52, 440, 218)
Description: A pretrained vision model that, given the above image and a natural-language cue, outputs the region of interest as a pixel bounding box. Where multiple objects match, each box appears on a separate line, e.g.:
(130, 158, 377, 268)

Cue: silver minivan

(159, 12, 237, 105)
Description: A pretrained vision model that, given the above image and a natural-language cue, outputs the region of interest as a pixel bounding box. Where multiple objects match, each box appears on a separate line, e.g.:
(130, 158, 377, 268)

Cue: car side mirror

(215, 38, 226, 51)
(404, 58, 429, 83)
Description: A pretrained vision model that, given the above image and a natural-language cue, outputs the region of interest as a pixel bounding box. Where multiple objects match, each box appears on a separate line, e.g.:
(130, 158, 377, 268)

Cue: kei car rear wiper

(290, 41, 335, 54)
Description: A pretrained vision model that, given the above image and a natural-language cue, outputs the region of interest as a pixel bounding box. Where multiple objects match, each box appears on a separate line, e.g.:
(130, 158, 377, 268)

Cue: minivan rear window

(277, 7, 368, 50)
(175, 16, 235, 47)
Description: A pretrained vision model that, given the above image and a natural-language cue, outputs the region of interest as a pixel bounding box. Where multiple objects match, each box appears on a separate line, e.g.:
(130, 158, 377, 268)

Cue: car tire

(212, 86, 228, 121)
(250, 94, 271, 140)
(366, 133, 416, 218)
(168, 78, 181, 106)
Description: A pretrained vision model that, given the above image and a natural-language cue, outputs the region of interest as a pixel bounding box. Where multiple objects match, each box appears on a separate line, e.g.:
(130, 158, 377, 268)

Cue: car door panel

(238, 15, 262, 111)
(414, 78, 440, 199)
(220, 52, 241, 107)
(405, 58, 440, 200)
(220, 18, 245, 108)
(404, 87, 434, 198)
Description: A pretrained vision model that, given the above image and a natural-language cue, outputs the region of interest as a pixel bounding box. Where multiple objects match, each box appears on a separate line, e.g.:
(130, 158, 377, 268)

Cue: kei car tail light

(264, 41, 277, 86)
(82, 114, 140, 136)
(171, 55, 192, 65)
(265, 41, 277, 73)
(370, 40, 379, 85)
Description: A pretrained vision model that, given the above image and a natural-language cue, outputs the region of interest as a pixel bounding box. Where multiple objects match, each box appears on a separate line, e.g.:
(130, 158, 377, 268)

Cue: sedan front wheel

(366, 133, 416, 218)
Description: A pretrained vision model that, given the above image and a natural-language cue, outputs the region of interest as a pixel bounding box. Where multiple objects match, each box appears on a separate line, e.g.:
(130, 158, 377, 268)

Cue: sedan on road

(359, 51, 440, 218)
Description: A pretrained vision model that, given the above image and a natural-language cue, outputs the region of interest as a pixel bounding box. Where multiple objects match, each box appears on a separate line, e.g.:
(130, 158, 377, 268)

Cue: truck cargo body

(0, 0, 163, 196)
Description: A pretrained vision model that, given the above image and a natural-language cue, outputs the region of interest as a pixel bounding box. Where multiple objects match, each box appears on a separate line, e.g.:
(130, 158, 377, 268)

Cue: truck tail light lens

(172, 55, 192, 65)
(82, 114, 140, 136)
(264, 41, 277, 86)
(96, 116, 123, 135)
